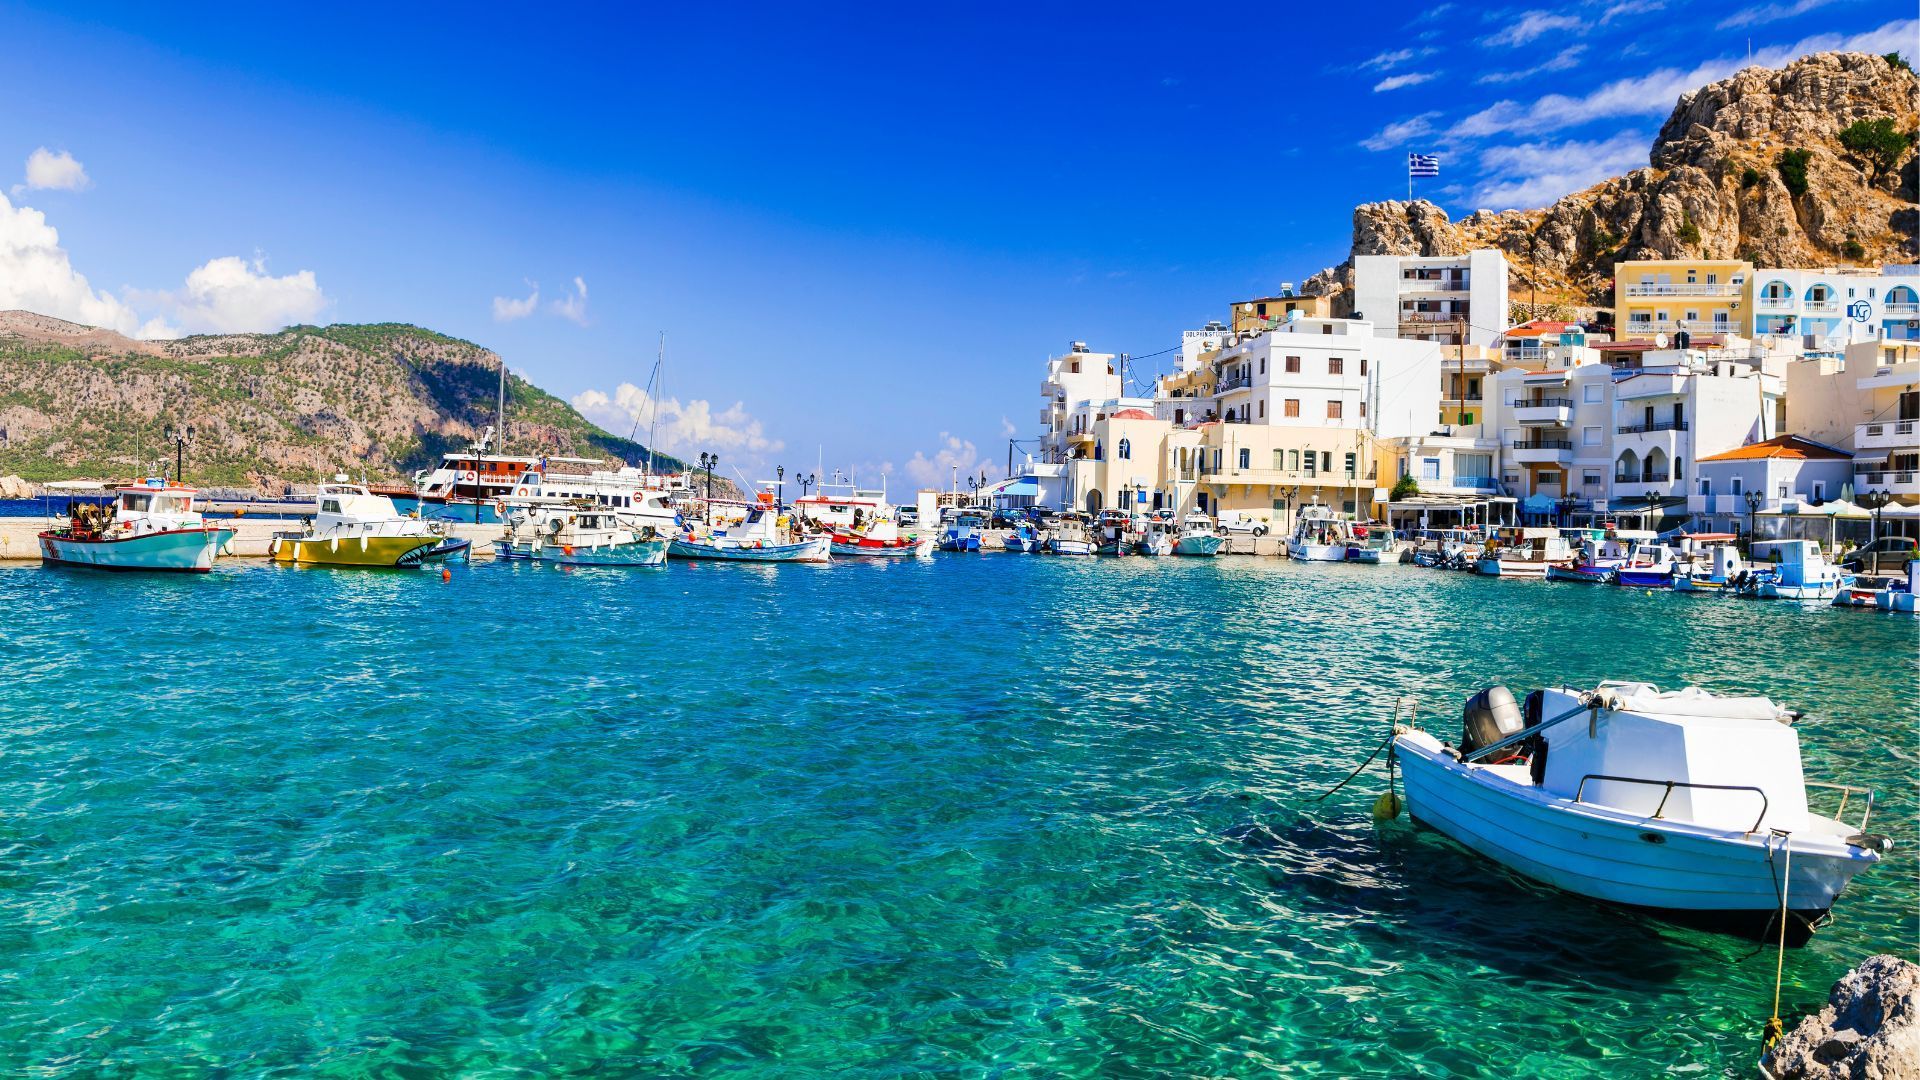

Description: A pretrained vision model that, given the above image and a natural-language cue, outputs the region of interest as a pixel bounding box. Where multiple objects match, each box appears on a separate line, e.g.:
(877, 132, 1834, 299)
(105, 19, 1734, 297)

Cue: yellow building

(1231, 292, 1334, 334)
(1613, 259, 1754, 339)
(1191, 422, 1381, 526)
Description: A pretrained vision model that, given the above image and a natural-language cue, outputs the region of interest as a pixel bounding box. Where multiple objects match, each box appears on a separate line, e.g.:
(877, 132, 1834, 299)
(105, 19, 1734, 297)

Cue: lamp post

(1745, 490, 1762, 552)
(799, 471, 816, 500)
(1641, 491, 1663, 532)
(163, 423, 195, 483)
(1557, 494, 1578, 527)
(967, 475, 978, 507)
(776, 465, 785, 511)
(1859, 487, 1890, 543)
(698, 452, 718, 523)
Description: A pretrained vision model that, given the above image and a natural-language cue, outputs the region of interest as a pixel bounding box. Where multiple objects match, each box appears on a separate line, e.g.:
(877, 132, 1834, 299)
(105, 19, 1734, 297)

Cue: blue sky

(0, 2, 1910, 490)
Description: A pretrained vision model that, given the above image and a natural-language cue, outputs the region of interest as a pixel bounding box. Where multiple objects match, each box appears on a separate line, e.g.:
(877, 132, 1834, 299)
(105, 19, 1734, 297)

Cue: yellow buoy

(1372, 790, 1403, 821)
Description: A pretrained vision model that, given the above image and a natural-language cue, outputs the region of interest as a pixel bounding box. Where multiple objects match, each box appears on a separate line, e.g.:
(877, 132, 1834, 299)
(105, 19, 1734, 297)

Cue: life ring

(461, 471, 477, 483)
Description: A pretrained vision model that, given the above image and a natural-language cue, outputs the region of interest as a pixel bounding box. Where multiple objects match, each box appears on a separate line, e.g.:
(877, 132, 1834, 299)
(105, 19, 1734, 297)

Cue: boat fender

(1845, 833, 1894, 853)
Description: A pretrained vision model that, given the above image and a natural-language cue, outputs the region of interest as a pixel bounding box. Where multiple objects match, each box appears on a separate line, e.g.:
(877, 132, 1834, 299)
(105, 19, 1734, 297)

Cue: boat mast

(496, 352, 508, 456)
(649, 331, 663, 477)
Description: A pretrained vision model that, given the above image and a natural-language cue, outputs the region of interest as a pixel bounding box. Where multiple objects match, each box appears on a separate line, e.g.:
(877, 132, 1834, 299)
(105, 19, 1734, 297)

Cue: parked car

(989, 508, 1029, 529)
(1841, 535, 1917, 577)
(1216, 511, 1272, 537)
(896, 505, 919, 526)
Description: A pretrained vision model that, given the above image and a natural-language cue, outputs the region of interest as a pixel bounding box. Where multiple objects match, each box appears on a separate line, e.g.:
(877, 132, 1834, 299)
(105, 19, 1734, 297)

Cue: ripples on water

(0, 558, 1912, 1076)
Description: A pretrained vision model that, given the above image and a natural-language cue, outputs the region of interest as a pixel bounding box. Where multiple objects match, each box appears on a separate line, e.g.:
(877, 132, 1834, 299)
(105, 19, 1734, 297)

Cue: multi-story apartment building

(1484, 363, 1620, 513)
(1605, 353, 1781, 521)
(1751, 265, 1920, 344)
(1230, 287, 1334, 335)
(1029, 341, 1125, 508)
(1613, 259, 1753, 338)
(1785, 339, 1920, 501)
(1353, 250, 1510, 349)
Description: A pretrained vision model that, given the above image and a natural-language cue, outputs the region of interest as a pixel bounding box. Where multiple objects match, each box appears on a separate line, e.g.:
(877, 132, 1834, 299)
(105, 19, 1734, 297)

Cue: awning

(982, 476, 1041, 499)
(1521, 494, 1558, 513)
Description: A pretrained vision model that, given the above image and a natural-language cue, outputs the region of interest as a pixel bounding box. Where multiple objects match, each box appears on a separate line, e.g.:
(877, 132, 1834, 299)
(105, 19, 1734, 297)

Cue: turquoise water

(0, 557, 1913, 1076)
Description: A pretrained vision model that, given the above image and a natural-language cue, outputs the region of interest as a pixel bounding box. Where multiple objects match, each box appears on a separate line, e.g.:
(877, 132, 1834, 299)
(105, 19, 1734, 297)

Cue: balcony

(1622, 282, 1741, 297)
(1620, 319, 1736, 335)
(1401, 275, 1470, 293)
(1615, 472, 1671, 484)
(1617, 419, 1689, 434)
(1855, 418, 1919, 450)
(1850, 467, 1920, 496)
(1615, 372, 1688, 400)
(1399, 310, 1469, 324)
(1514, 399, 1574, 426)
(1512, 437, 1573, 464)
(1803, 299, 1840, 313)
(1883, 302, 1920, 316)
(1756, 295, 1795, 311)
(1217, 373, 1252, 392)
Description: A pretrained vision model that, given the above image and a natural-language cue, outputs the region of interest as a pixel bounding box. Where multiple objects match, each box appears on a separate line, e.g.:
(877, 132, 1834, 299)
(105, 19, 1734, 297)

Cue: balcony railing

(1622, 319, 1735, 334)
(1803, 300, 1840, 312)
(1853, 469, 1918, 487)
(1857, 419, 1919, 445)
(1616, 472, 1671, 484)
(1883, 302, 1920, 315)
(1514, 438, 1574, 450)
(1622, 283, 1741, 297)
(1617, 420, 1689, 434)
(1522, 397, 1575, 409)
(1756, 296, 1795, 311)
(1400, 311, 1468, 323)
(1402, 275, 1469, 291)
(1217, 374, 1252, 392)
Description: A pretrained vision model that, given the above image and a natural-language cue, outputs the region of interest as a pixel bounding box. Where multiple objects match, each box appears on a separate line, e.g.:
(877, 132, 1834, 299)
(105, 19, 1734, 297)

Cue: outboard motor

(1459, 685, 1525, 757)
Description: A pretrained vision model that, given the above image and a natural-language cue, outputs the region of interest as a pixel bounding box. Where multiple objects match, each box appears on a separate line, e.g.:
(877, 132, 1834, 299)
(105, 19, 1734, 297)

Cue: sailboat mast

(647, 331, 664, 477)
(496, 353, 507, 454)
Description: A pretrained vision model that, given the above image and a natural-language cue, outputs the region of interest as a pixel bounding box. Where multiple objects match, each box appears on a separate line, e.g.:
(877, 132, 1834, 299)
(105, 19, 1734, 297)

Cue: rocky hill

(1304, 51, 1919, 319)
(0, 312, 680, 491)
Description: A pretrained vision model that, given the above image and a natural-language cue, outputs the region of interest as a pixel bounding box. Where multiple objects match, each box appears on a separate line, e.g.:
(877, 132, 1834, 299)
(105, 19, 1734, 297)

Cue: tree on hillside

(1837, 118, 1913, 183)
(1776, 148, 1813, 196)
(1886, 52, 1911, 73)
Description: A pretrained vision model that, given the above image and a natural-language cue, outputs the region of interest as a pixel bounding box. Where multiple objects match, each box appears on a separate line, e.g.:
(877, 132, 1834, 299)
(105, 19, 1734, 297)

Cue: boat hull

(1288, 543, 1345, 561)
(38, 526, 234, 572)
(1135, 537, 1174, 557)
(1345, 547, 1383, 564)
(669, 537, 831, 563)
(830, 536, 935, 558)
(1547, 564, 1616, 584)
(1394, 735, 1876, 942)
(999, 536, 1041, 553)
(270, 533, 440, 567)
(1475, 557, 1550, 577)
(537, 538, 668, 566)
(493, 540, 539, 561)
(401, 537, 472, 566)
(1173, 535, 1224, 556)
(1673, 575, 1731, 593)
(1616, 568, 1676, 589)
(1047, 539, 1095, 555)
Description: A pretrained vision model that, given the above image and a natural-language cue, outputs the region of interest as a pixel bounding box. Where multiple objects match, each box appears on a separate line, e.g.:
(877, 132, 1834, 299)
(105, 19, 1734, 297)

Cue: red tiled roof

(1110, 408, 1156, 420)
(1697, 435, 1851, 463)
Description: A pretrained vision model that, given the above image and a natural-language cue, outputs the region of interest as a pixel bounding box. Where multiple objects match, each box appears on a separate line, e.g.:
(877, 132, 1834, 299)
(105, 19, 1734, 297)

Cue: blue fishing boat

(939, 512, 984, 552)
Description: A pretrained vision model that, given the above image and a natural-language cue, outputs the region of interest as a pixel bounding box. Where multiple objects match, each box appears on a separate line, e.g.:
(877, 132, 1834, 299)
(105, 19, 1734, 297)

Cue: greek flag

(1408, 153, 1440, 177)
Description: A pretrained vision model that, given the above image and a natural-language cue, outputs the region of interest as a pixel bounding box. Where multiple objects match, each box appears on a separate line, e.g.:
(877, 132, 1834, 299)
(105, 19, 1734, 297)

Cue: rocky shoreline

(1762, 954, 1918, 1079)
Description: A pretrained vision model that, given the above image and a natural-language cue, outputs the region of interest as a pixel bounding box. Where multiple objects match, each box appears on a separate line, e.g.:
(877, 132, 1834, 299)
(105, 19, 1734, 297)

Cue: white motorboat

(1745, 540, 1851, 601)
(829, 516, 935, 558)
(1474, 527, 1572, 577)
(1046, 512, 1096, 555)
(1674, 542, 1744, 593)
(1344, 523, 1398, 564)
(1392, 681, 1888, 942)
(38, 478, 235, 572)
(1135, 515, 1176, 557)
(1874, 563, 1918, 613)
(534, 508, 668, 566)
(1173, 513, 1224, 556)
(670, 505, 830, 563)
(1287, 505, 1349, 562)
(269, 481, 446, 567)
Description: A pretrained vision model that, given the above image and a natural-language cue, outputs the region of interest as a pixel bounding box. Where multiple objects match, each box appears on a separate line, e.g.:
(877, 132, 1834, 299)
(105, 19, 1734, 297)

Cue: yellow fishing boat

(269, 481, 444, 568)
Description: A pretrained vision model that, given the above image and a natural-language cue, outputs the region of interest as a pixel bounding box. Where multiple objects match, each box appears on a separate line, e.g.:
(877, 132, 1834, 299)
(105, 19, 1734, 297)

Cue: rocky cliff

(0, 312, 679, 490)
(1308, 51, 1919, 318)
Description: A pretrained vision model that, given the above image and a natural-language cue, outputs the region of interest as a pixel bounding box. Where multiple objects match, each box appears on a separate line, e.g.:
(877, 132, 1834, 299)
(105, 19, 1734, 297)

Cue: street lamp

(1557, 494, 1578, 527)
(1641, 491, 1663, 531)
(698, 452, 719, 523)
(163, 423, 195, 483)
(799, 471, 816, 500)
(967, 475, 979, 506)
(776, 465, 785, 510)
(1745, 490, 1762, 551)
(1859, 487, 1891, 543)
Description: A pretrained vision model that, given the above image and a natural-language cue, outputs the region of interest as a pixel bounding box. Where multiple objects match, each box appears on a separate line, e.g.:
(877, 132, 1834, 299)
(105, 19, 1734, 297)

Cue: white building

(1178, 320, 1229, 374)
(1689, 435, 1855, 534)
(1204, 316, 1442, 440)
(1606, 352, 1781, 521)
(1353, 249, 1511, 349)
(1784, 338, 1920, 502)
(1752, 265, 1920, 346)
(1484, 363, 1620, 514)
(1029, 341, 1125, 508)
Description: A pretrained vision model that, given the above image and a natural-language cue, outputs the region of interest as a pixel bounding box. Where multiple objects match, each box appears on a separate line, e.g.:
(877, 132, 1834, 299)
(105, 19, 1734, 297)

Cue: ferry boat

(1173, 513, 1224, 557)
(38, 478, 235, 572)
(535, 509, 668, 567)
(1474, 527, 1571, 577)
(269, 481, 445, 568)
(1287, 506, 1349, 562)
(403, 428, 540, 515)
(1045, 512, 1096, 555)
(670, 506, 830, 563)
(1393, 681, 1888, 943)
(829, 517, 935, 559)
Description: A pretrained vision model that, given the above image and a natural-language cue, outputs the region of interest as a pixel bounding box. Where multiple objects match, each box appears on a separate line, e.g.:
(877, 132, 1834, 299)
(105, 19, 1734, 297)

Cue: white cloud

(1454, 18, 1917, 138)
(1360, 111, 1442, 151)
(1469, 130, 1650, 209)
(0, 191, 143, 334)
(1477, 44, 1587, 84)
(1600, 0, 1664, 23)
(1720, 0, 1838, 30)
(903, 433, 989, 489)
(1362, 48, 1416, 70)
(492, 280, 539, 322)
(549, 275, 588, 325)
(571, 383, 784, 458)
(1480, 11, 1584, 47)
(999, 416, 1017, 437)
(12, 148, 91, 196)
(1375, 71, 1439, 92)
(153, 256, 327, 335)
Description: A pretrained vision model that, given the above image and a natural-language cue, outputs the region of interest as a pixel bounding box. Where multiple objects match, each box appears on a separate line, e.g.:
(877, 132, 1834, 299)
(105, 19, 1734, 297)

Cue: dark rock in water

(1763, 954, 1919, 1079)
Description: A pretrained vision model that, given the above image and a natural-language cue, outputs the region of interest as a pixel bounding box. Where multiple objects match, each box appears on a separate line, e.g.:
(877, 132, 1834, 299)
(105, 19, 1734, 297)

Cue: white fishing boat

(1674, 543, 1744, 593)
(670, 506, 830, 563)
(1344, 523, 1399, 564)
(1092, 509, 1135, 556)
(534, 508, 668, 566)
(1474, 526, 1570, 577)
(1173, 513, 1224, 556)
(1046, 511, 1096, 555)
(1135, 516, 1176, 557)
(268, 481, 445, 568)
(1874, 563, 1918, 614)
(1287, 505, 1349, 562)
(38, 478, 235, 572)
(1744, 540, 1851, 601)
(999, 522, 1043, 553)
(1392, 681, 1888, 942)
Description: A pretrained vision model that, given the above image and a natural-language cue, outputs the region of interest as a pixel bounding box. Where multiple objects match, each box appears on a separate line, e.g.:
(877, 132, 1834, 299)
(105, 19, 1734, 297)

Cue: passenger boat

(1046, 512, 1096, 555)
(1673, 543, 1743, 593)
(1093, 509, 1135, 556)
(1344, 523, 1398, 564)
(1173, 513, 1224, 556)
(1741, 540, 1851, 601)
(1393, 681, 1888, 943)
(38, 478, 235, 572)
(1287, 505, 1349, 562)
(268, 481, 445, 567)
(535, 509, 668, 566)
(669, 506, 830, 563)
(1000, 522, 1043, 553)
(939, 512, 984, 552)
(1473, 527, 1570, 577)
(403, 428, 540, 517)
(496, 461, 685, 534)
(1135, 515, 1176, 557)
(829, 517, 935, 558)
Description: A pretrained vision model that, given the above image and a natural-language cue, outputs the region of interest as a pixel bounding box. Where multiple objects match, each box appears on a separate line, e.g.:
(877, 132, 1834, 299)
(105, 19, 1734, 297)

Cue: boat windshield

(120, 493, 152, 512)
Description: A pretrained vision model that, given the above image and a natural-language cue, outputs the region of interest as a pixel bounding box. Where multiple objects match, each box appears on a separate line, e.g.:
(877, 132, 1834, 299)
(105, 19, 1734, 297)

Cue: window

(1304, 453, 1317, 477)
(1329, 357, 1344, 375)
(1284, 399, 1300, 417)
(1699, 478, 1712, 496)
(1706, 273, 1717, 285)
(1812, 480, 1826, 501)
(1360, 357, 1369, 376)
(1582, 469, 1602, 487)
(1285, 356, 1301, 373)
(1777, 482, 1787, 499)
(1288, 449, 1300, 471)
(1118, 438, 1131, 460)
(1731, 476, 1744, 495)
(1272, 450, 1284, 470)
(1259, 358, 1266, 374)
(1327, 400, 1343, 420)
(1271, 498, 1286, 511)
(1585, 383, 1603, 403)
(1359, 401, 1367, 418)
(1674, 456, 1683, 480)
(1322, 451, 1333, 474)
(320, 499, 341, 514)
(1238, 448, 1250, 469)
(1684, 310, 1698, 322)
(1344, 453, 1357, 478)
(1583, 426, 1601, 446)
(1258, 400, 1265, 418)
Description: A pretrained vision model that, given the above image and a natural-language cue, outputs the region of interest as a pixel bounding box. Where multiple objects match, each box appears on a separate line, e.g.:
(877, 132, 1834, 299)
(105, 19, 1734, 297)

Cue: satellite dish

(1654, 333, 1670, 348)
(1240, 303, 1254, 313)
